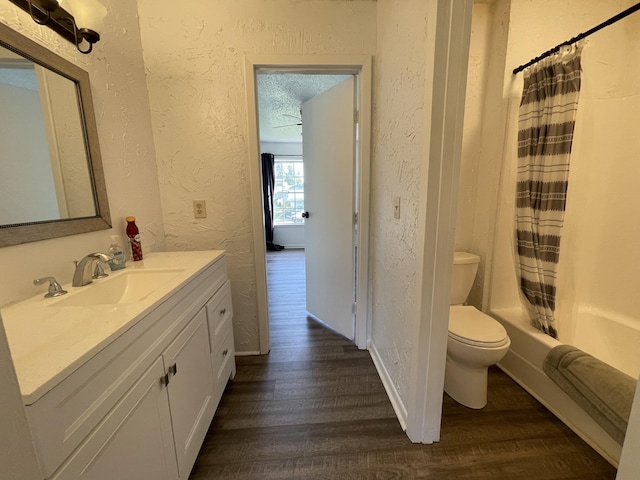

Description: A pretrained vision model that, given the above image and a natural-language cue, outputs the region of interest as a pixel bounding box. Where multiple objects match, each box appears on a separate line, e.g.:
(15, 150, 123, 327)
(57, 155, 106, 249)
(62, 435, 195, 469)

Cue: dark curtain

(261, 153, 284, 251)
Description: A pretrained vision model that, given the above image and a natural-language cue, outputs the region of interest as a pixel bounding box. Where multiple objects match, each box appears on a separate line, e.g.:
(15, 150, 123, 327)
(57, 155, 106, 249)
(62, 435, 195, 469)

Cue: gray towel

(543, 344, 635, 445)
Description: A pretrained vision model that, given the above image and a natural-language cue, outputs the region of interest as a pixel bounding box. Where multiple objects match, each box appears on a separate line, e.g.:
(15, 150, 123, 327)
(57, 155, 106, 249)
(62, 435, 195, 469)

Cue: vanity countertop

(0, 250, 225, 405)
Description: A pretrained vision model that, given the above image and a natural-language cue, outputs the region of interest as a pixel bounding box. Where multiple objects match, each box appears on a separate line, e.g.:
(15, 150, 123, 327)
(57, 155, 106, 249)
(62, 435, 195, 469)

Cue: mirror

(0, 22, 110, 247)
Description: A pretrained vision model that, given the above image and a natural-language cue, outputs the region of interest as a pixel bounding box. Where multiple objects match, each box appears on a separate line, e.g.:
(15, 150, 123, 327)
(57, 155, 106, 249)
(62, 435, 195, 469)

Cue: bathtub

(491, 306, 640, 466)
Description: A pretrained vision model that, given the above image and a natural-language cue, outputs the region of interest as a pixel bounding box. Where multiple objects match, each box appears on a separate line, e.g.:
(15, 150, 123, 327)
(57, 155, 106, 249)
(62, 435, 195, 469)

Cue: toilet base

(444, 357, 489, 409)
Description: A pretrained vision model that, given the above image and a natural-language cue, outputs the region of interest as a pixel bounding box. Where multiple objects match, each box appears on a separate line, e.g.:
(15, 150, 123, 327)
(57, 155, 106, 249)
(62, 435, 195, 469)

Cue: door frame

(406, 0, 474, 443)
(244, 54, 372, 354)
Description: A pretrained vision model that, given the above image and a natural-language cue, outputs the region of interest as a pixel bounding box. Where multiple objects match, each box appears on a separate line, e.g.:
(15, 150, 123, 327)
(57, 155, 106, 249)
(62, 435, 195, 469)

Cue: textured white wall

(455, 3, 492, 253)
(136, 0, 377, 353)
(369, 0, 430, 406)
(0, 1, 165, 307)
(453, 0, 510, 309)
(468, 0, 511, 309)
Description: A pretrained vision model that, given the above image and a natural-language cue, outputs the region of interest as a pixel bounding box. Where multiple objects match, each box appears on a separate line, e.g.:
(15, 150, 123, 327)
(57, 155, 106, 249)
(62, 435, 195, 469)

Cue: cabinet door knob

(219, 308, 226, 316)
(169, 363, 178, 376)
(160, 373, 170, 387)
(222, 349, 229, 357)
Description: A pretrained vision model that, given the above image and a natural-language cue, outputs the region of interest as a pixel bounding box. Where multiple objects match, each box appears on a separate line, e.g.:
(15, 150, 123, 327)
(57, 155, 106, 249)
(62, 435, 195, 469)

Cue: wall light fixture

(8, 0, 107, 54)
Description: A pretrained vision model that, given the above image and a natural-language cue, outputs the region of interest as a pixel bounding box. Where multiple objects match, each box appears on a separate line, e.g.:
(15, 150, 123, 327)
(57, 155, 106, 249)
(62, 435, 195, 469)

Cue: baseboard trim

(234, 350, 262, 356)
(368, 340, 408, 431)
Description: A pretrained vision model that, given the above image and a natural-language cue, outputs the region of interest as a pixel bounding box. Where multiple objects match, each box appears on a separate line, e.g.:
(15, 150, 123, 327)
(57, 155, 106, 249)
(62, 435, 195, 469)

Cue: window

(273, 156, 304, 225)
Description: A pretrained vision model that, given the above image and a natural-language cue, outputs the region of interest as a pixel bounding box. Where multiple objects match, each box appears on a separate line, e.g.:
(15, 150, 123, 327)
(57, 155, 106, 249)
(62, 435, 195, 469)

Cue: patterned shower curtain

(515, 44, 583, 338)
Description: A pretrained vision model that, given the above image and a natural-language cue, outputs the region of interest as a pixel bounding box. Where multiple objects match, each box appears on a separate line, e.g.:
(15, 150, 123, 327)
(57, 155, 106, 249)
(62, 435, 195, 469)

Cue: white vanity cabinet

(15, 252, 235, 480)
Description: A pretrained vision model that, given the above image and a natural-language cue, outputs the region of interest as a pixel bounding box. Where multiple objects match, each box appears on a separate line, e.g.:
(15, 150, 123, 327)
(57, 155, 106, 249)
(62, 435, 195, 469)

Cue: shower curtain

(515, 44, 583, 338)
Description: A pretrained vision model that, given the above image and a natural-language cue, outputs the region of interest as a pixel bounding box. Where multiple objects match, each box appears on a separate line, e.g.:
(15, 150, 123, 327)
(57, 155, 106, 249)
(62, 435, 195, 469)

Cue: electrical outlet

(193, 200, 207, 218)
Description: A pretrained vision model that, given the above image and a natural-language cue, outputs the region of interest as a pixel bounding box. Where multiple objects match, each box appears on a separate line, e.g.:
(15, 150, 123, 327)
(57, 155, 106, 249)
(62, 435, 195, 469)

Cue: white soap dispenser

(108, 235, 126, 271)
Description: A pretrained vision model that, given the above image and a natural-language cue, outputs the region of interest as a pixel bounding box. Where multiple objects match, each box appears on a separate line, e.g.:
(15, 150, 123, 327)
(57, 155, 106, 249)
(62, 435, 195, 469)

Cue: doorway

(245, 55, 372, 354)
(258, 73, 357, 341)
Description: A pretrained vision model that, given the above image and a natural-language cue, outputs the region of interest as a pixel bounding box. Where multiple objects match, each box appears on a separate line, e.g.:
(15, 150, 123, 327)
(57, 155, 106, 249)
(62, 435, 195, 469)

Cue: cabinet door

(163, 308, 216, 479)
(51, 357, 178, 480)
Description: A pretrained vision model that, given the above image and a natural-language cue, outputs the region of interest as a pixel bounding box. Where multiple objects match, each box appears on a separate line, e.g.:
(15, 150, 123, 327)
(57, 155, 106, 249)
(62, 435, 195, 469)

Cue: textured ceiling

(257, 73, 351, 144)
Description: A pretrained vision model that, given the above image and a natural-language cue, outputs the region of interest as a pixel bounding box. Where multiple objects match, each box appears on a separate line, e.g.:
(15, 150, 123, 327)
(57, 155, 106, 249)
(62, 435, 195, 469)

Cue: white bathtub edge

(491, 308, 622, 467)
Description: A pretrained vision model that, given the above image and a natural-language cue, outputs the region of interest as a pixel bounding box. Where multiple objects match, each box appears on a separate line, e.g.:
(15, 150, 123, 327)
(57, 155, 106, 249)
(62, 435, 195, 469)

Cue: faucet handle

(93, 262, 109, 280)
(34, 277, 68, 298)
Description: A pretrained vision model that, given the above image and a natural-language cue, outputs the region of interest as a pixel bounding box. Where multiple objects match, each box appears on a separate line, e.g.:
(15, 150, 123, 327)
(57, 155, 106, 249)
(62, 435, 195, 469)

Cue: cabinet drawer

(205, 280, 233, 352)
(211, 328, 235, 405)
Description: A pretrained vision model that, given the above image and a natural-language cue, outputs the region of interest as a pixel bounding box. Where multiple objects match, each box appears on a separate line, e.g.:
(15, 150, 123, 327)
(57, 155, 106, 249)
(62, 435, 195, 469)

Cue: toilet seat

(449, 306, 509, 348)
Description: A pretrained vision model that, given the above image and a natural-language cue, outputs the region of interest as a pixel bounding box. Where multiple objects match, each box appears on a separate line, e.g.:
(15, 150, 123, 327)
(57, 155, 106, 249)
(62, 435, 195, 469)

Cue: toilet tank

(450, 252, 480, 305)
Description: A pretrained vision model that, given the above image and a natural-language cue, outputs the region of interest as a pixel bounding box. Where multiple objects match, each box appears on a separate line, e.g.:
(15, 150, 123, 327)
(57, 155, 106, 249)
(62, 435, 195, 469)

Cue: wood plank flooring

(190, 248, 616, 479)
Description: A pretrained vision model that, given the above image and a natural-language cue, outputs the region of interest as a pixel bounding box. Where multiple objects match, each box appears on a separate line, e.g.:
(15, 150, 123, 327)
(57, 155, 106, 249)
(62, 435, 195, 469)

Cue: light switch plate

(393, 196, 401, 219)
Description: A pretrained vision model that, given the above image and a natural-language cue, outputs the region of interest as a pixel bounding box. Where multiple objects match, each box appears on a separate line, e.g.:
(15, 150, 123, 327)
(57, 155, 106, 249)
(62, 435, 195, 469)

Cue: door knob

(301, 211, 309, 218)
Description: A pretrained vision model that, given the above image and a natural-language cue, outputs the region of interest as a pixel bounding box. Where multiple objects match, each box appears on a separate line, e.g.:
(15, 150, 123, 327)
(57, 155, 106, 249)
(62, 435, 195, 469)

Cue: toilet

(444, 252, 510, 409)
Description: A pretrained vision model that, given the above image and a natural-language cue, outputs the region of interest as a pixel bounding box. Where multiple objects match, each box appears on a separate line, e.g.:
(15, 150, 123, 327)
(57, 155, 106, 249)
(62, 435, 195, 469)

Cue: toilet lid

(448, 306, 509, 347)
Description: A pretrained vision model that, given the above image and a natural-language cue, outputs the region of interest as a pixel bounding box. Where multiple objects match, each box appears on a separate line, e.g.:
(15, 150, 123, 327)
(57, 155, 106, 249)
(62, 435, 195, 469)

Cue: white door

(302, 76, 356, 340)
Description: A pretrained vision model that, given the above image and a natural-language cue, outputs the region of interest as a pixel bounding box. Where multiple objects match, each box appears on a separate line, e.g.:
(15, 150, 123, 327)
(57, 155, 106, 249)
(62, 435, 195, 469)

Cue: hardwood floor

(189, 249, 616, 479)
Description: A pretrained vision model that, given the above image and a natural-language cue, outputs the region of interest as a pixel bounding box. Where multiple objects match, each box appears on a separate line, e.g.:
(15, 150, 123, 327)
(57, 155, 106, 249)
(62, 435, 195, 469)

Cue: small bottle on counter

(126, 216, 144, 261)
(107, 235, 127, 271)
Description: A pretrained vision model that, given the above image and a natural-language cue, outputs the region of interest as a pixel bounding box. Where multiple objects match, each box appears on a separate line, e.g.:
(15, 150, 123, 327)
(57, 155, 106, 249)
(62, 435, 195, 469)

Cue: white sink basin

(53, 269, 185, 307)
(1, 250, 225, 405)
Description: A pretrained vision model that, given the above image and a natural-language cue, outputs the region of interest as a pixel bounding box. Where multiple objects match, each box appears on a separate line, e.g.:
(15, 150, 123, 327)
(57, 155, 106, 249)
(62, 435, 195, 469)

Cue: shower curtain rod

(512, 2, 640, 75)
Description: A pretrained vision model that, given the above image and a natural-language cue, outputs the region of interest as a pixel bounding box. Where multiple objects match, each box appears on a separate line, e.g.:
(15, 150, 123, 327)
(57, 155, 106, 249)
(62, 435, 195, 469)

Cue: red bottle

(126, 216, 143, 261)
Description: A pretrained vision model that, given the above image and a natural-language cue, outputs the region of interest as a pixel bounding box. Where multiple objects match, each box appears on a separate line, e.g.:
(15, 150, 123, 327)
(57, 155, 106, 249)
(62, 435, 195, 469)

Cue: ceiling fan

(273, 112, 302, 129)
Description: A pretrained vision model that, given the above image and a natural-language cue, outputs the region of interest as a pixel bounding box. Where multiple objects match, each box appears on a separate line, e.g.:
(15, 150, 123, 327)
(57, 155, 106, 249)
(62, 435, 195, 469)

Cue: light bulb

(59, 0, 106, 32)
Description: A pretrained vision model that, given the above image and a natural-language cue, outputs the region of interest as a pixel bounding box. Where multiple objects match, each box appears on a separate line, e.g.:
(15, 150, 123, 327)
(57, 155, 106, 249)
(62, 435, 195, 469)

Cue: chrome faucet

(73, 252, 113, 287)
